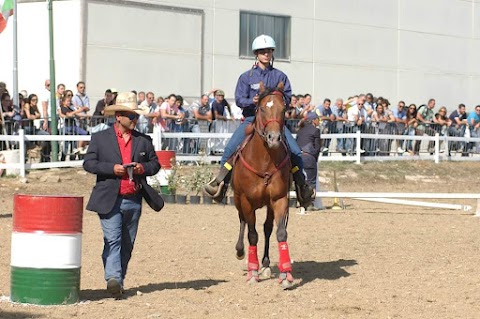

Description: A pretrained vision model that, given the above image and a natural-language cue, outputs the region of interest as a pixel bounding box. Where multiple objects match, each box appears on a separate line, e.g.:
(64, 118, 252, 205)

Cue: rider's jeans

(220, 116, 304, 171)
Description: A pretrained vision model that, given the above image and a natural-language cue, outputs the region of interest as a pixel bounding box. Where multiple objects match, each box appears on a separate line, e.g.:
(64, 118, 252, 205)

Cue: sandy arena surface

(1, 162, 480, 318)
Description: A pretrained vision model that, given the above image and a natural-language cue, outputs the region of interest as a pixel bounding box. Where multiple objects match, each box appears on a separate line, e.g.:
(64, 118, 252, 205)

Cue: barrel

(11, 194, 83, 305)
(156, 150, 175, 169)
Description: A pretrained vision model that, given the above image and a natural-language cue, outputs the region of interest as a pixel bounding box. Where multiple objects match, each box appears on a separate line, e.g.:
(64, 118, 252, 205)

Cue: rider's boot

(292, 166, 314, 208)
(203, 162, 232, 203)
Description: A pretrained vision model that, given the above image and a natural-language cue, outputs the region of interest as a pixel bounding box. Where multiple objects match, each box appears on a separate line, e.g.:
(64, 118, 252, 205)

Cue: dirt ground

(1, 161, 480, 318)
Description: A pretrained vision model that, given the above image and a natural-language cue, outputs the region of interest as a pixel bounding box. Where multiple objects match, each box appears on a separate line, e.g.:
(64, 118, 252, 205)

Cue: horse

(231, 81, 294, 289)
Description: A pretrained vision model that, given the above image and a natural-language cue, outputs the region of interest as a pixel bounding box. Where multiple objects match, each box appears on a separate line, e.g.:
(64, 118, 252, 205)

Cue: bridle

(254, 90, 286, 141)
(237, 89, 290, 186)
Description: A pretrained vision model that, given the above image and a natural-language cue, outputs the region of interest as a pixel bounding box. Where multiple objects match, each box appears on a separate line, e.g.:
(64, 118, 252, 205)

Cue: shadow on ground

(293, 259, 357, 289)
(0, 213, 12, 219)
(0, 309, 43, 318)
(81, 279, 228, 301)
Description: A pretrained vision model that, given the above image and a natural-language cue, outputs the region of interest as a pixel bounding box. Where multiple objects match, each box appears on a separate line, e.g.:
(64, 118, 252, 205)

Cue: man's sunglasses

(121, 113, 139, 120)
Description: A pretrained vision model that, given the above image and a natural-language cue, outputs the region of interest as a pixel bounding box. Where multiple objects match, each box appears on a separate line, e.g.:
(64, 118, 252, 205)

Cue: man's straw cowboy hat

(104, 92, 149, 116)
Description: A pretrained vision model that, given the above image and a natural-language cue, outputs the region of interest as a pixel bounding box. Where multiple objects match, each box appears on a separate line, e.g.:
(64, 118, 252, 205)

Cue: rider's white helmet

(252, 35, 276, 53)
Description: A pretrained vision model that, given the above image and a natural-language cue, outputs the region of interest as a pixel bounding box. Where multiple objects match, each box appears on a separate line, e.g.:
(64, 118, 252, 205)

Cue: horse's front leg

(275, 204, 294, 289)
(259, 206, 274, 280)
(243, 208, 259, 284)
(235, 216, 246, 260)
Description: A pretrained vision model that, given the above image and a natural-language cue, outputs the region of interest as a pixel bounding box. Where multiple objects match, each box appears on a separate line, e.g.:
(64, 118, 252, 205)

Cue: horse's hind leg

(259, 207, 274, 280)
(275, 207, 294, 289)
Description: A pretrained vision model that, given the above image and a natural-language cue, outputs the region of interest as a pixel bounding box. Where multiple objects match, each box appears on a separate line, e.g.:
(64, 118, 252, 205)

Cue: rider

(203, 34, 314, 207)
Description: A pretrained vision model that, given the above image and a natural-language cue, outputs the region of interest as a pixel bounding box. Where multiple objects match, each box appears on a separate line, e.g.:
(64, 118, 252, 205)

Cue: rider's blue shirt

(234, 65, 292, 118)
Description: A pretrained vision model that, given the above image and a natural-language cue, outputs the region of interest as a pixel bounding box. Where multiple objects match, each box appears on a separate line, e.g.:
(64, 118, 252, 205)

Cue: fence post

(18, 129, 26, 178)
(434, 133, 440, 164)
(355, 130, 361, 164)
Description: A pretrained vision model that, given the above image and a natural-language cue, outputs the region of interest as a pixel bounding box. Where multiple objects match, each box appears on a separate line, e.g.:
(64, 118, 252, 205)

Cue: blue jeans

(221, 116, 303, 171)
(65, 125, 88, 135)
(99, 195, 142, 286)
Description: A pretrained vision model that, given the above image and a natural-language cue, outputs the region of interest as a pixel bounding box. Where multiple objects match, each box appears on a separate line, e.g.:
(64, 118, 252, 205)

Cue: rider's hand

(253, 94, 259, 105)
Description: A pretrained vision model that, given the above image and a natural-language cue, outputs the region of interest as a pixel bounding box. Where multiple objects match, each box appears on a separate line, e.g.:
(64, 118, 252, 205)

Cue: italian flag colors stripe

(11, 232, 82, 269)
(0, 0, 14, 34)
(11, 195, 84, 305)
(11, 267, 81, 305)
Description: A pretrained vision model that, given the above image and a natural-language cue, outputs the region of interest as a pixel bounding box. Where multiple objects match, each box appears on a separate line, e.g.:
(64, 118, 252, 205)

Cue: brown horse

(232, 81, 294, 289)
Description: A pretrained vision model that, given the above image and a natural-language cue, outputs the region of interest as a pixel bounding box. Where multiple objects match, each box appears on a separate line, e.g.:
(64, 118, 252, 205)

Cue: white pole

(18, 129, 25, 177)
(355, 129, 361, 164)
(289, 191, 480, 200)
(434, 133, 440, 164)
(353, 197, 471, 211)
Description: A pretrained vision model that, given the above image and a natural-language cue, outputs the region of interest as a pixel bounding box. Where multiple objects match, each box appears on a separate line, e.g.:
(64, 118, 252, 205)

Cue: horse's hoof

(259, 267, 272, 280)
(236, 251, 245, 260)
(278, 272, 294, 289)
(280, 279, 293, 289)
(247, 270, 259, 284)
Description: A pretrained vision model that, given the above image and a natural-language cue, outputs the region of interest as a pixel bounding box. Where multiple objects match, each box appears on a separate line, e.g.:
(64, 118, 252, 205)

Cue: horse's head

(255, 81, 286, 149)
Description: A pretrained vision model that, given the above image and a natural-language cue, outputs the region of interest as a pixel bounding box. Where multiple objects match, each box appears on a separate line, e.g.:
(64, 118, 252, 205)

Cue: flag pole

(47, 0, 58, 160)
(12, 0, 18, 109)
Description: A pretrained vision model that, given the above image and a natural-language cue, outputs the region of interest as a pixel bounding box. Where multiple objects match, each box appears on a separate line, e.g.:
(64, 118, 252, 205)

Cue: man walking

(83, 92, 164, 299)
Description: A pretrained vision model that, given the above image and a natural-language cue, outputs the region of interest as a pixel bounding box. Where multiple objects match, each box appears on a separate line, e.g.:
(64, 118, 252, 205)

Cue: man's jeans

(221, 116, 303, 171)
(99, 195, 142, 286)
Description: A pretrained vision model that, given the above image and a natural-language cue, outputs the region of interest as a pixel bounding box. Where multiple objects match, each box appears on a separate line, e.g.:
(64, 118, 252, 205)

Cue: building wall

(157, 0, 480, 108)
(85, 1, 203, 100)
(0, 0, 82, 98)
(1, 0, 479, 109)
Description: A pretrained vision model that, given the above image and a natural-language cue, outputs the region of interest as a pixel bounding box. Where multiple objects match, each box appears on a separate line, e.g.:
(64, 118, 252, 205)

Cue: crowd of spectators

(1, 80, 479, 160)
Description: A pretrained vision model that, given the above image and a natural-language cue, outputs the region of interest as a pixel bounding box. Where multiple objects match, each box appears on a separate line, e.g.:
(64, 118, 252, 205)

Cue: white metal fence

(1, 129, 480, 178)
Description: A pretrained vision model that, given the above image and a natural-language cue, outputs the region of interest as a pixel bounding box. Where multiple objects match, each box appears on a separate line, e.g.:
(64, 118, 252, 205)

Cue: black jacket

(296, 122, 321, 160)
(83, 126, 163, 214)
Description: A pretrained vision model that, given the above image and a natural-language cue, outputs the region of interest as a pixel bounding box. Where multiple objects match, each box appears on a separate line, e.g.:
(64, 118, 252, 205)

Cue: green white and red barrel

(147, 150, 176, 194)
(11, 195, 83, 305)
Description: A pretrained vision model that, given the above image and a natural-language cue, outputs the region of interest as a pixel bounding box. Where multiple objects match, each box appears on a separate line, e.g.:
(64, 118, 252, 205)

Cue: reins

(238, 89, 290, 186)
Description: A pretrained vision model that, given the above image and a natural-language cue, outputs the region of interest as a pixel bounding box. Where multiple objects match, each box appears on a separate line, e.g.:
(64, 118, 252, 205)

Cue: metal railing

(1, 119, 479, 177)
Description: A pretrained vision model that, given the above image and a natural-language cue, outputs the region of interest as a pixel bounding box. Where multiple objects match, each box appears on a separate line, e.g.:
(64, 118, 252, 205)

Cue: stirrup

(203, 180, 228, 203)
(295, 184, 314, 209)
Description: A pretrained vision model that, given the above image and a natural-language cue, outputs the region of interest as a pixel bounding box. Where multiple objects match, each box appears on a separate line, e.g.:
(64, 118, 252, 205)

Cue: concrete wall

(1, 0, 479, 110)
(85, 1, 202, 101)
(0, 0, 82, 98)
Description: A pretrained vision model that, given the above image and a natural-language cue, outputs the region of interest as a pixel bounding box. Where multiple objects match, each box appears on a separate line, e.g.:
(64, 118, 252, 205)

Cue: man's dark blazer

(83, 126, 164, 214)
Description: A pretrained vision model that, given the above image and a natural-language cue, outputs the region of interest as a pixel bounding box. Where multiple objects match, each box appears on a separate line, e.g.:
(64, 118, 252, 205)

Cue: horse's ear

(259, 81, 265, 94)
(277, 81, 284, 92)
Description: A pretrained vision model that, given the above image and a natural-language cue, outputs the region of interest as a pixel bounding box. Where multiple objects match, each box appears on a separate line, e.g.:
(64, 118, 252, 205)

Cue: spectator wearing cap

(211, 90, 230, 122)
(110, 88, 118, 105)
(296, 111, 322, 211)
(211, 89, 233, 155)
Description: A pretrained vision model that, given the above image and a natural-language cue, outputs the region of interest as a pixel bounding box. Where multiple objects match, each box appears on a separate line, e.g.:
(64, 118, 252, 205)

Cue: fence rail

(1, 129, 480, 177)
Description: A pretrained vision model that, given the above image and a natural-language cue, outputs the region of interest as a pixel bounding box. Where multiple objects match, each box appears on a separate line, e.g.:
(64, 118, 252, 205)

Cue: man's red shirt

(114, 125, 137, 195)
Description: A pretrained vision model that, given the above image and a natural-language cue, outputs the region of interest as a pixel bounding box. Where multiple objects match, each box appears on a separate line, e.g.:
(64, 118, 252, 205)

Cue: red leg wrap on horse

(248, 246, 259, 270)
(278, 242, 292, 273)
